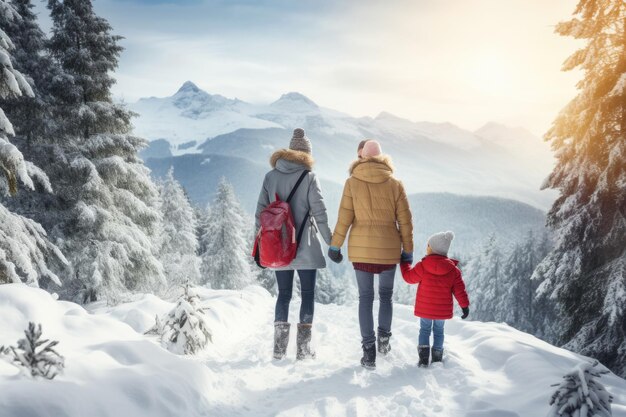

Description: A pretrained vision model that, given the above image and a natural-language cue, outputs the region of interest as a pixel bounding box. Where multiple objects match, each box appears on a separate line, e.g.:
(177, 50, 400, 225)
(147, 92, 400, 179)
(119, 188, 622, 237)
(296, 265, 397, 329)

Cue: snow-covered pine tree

(158, 168, 201, 291)
(43, 0, 164, 302)
(315, 268, 350, 305)
(548, 361, 613, 417)
(315, 268, 335, 304)
(160, 285, 212, 355)
(533, 0, 626, 377)
(9, 322, 65, 379)
(394, 277, 416, 305)
(466, 234, 505, 322)
(0, 1, 67, 286)
(502, 231, 547, 332)
(255, 266, 276, 295)
(201, 177, 251, 289)
(194, 204, 208, 254)
(0, 0, 67, 150)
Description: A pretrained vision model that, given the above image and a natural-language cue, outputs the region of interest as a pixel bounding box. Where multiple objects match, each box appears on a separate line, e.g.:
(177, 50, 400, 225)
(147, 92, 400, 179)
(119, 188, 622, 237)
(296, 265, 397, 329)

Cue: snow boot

(418, 345, 430, 367)
(431, 347, 443, 363)
(273, 322, 290, 360)
(361, 342, 376, 369)
(377, 327, 392, 356)
(296, 323, 315, 360)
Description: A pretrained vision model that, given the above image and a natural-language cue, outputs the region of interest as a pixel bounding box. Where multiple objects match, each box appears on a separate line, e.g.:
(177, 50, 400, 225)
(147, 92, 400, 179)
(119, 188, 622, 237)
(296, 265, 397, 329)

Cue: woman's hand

(400, 251, 413, 264)
(328, 246, 343, 263)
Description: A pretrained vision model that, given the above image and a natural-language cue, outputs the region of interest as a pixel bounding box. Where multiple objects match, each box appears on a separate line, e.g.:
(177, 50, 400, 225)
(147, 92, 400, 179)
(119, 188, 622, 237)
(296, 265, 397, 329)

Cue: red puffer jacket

(400, 254, 469, 320)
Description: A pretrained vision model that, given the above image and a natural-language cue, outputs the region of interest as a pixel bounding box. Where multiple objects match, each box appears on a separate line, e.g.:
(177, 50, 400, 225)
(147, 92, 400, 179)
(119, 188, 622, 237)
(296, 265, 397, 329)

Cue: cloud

(34, 0, 580, 133)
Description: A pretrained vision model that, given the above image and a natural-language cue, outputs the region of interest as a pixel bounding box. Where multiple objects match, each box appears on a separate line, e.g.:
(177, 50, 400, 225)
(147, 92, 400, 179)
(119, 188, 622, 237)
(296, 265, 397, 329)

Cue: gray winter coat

(255, 149, 333, 271)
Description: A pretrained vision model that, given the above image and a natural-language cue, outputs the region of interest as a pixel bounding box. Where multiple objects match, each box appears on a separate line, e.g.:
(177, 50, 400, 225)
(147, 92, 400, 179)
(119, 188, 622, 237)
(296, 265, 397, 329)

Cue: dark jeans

(274, 269, 317, 324)
(355, 267, 396, 345)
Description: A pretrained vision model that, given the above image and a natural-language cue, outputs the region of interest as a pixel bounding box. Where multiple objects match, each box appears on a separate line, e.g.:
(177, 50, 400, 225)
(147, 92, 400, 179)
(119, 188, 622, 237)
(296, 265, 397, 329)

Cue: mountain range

(132, 82, 550, 256)
(131, 81, 557, 209)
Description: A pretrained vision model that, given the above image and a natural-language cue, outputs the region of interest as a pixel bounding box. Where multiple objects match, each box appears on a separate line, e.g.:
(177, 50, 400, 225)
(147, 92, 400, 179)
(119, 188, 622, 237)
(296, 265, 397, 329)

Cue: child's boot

(431, 347, 443, 363)
(377, 327, 392, 355)
(273, 322, 290, 359)
(361, 342, 376, 369)
(418, 345, 430, 367)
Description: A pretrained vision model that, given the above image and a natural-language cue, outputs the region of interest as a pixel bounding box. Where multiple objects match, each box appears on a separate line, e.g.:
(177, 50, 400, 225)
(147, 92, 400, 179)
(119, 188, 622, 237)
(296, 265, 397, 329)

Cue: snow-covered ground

(0, 283, 624, 417)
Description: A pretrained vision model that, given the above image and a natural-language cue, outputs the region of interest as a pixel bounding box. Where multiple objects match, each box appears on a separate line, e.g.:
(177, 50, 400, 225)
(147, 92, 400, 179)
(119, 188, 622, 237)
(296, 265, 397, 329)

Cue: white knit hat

(428, 231, 455, 256)
(289, 128, 312, 154)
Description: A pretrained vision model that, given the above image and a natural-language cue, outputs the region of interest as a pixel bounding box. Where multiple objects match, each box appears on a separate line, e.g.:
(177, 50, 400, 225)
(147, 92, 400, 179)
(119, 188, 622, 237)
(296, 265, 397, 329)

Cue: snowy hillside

(131, 82, 557, 209)
(1, 284, 624, 417)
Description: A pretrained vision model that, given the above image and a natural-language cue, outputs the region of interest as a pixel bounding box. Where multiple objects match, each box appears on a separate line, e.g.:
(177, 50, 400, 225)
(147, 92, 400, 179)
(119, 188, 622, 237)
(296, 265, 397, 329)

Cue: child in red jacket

(400, 231, 470, 367)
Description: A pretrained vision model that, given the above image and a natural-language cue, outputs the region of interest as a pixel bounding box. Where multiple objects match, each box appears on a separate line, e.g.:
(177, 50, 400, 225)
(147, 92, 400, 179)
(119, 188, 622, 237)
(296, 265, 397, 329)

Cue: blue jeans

(355, 267, 396, 345)
(419, 318, 445, 351)
(274, 270, 316, 324)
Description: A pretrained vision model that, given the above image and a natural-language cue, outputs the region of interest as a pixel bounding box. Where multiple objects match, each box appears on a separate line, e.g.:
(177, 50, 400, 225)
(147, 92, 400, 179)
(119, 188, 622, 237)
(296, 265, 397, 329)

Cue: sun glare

(467, 53, 513, 97)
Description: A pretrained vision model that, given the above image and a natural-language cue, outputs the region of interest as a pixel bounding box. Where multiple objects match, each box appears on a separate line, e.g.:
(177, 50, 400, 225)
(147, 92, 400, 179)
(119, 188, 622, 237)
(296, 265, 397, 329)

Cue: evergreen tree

(501, 231, 551, 333)
(466, 234, 505, 322)
(0, 0, 67, 150)
(394, 277, 416, 306)
(246, 224, 276, 295)
(534, 0, 626, 376)
(0, 1, 66, 286)
(315, 268, 351, 305)
(41, 0, 165, 302)
(201, 178, 251, 289)
(158, 168, 201, 290)
(255, 266, 276, 295)
(548, 361, 613, 417)
(158, 285, 212, 355)
(194, 204, 208, 254)
(8, 322, 65, 379)
(315, 268, 335, 304)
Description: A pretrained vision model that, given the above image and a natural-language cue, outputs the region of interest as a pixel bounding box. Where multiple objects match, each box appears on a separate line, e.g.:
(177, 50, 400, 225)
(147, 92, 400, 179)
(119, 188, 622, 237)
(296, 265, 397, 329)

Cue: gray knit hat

(428, 231, 455, 256)
(289, 128, 312, 154)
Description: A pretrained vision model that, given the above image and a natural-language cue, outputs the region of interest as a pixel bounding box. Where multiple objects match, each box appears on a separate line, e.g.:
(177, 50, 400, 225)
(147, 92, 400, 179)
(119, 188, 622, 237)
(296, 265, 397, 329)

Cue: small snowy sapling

(8, 322, 65, 379)
(159, 285, 212, 354)
(548, 360, 613, 417)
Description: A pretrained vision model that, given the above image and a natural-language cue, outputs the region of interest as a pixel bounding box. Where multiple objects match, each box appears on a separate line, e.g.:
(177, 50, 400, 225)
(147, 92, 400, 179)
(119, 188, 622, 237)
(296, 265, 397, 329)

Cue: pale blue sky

(35, 0, 581, 135)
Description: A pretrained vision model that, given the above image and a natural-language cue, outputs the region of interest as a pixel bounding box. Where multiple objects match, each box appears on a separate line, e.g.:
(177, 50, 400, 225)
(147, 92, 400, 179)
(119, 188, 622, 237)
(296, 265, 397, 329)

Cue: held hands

(461, 307, 470, 320)
(328, 246, 343, 264)
(400, 251, 413, 264)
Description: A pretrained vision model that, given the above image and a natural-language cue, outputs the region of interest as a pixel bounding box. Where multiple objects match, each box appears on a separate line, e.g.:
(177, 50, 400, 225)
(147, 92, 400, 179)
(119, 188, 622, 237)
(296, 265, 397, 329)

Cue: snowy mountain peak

(176, 81, 202, 95)
(271, 92, 319, 111)
(374, 111, 414, 125)
(169, 81, 243, 117)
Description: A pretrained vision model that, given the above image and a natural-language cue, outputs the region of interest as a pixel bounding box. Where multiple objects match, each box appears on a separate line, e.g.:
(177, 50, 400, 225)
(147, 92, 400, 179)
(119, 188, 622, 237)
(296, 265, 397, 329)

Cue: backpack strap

(286, 170, 310, 249)
(296, 213, 309, 248)
(286, 170, 310, 203)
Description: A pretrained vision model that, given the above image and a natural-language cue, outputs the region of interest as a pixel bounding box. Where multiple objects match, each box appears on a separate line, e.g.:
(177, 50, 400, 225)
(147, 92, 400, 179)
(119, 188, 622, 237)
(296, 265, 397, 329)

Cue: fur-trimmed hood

(349, 155, 394, 184)
(270, 149, 314, 171)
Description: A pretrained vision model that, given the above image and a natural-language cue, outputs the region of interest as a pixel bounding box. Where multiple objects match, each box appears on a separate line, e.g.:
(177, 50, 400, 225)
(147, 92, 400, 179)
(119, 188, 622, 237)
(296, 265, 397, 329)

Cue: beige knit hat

(289, 128, 312, 154)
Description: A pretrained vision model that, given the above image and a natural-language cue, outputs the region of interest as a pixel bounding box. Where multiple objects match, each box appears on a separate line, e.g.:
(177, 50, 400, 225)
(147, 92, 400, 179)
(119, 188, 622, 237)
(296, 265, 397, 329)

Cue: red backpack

(253, 170, 310, 268)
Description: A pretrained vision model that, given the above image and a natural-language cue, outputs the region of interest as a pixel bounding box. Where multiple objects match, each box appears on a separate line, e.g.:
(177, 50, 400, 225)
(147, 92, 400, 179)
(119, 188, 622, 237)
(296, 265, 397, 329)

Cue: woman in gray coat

(255, 128, 332, 361)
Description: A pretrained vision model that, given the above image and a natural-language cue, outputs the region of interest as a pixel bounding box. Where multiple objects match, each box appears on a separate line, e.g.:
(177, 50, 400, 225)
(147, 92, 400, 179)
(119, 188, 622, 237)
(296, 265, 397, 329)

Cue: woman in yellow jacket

(329, 140, 414, 369)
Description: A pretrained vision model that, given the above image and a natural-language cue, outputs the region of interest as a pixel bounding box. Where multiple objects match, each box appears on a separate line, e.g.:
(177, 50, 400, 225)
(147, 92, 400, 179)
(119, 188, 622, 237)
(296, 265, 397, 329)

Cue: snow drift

(0, 283, 624, 417)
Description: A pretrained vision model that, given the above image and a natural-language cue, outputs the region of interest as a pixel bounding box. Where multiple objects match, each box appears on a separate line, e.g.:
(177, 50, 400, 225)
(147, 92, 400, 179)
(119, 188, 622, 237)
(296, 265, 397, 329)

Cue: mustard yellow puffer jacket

(331, 155, 414, 264)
